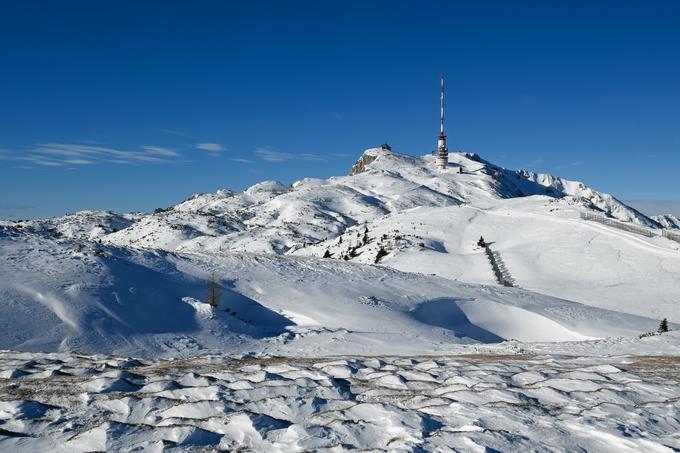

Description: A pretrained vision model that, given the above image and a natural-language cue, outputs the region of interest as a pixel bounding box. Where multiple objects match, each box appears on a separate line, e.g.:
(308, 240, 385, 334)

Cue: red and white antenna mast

(436, 72, 449, 170)
(440, 72, 445, 136)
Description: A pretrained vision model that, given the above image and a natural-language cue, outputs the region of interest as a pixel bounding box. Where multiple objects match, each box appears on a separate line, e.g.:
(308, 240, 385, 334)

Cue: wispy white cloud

(1, 143, 183, 167)
(300, 153, 325, 161)
(254, 147, 294, 162)
(16, 155, 66, 167)
(254, 146, 324, 162)
(196, 143, 224, 155)
(64, 159, 94, 165)
(232, 158, 255, 164)
(142, 146, 179, 157)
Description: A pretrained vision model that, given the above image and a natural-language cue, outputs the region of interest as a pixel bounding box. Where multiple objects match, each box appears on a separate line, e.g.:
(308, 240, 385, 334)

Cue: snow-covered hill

(4, 229, 673, 357)
(0, 210, 141, 240)
(6, 148, 656, 257)
(96, 148, 657, 256)
(654, 213, 680, 229)
(1, 146, 678, 359)
(296, 197, 680, 322)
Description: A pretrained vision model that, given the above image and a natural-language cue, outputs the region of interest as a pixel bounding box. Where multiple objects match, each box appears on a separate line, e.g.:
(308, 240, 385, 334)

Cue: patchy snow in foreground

(0, 351, 678, 452)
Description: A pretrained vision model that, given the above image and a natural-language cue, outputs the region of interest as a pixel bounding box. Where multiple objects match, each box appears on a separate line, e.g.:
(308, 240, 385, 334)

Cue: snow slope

(97, 148, 657, 256)
(0, 210, 141, 240)
(0, 146, 678, 358)
(1, 228, 673, 357)
(3, 147, 680, 452)
(654, 214, 680, 229)
(297, 196, 680, 322)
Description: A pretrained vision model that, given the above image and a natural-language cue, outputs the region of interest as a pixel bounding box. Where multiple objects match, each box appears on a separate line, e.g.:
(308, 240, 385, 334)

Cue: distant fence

(663, 229, 680, 244)
(485, 245, 516, 288)
(580, 212, 655, 238)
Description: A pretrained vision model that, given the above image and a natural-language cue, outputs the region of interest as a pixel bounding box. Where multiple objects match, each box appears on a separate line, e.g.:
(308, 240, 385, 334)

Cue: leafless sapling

(208, 272, 221, 308)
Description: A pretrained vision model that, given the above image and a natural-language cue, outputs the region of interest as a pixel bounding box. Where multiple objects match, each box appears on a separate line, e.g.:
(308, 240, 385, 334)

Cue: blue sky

(1, 1, 679, 219)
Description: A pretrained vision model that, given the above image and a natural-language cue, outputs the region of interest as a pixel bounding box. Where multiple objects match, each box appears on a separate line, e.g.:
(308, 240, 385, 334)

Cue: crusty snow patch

(183, 297, 213, 318)
(0, 351, 678, 452)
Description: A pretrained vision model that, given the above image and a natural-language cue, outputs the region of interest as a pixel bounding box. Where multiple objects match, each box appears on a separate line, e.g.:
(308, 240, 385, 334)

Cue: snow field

(1, 146, 680, 451)
(0, 351, 678, 452)
(2, 231, 674, 358)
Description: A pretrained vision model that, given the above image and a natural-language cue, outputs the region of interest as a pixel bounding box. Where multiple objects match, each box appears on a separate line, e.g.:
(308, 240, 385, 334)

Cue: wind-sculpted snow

(0, 351, 678, 452)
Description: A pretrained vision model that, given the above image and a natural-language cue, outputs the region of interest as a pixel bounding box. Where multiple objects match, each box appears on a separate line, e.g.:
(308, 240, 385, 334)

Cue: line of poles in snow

(580, 212, 680, 244)
(483, 244, 516, 288)
(662, 229, 680, 243)
(478, 210, 680, 289)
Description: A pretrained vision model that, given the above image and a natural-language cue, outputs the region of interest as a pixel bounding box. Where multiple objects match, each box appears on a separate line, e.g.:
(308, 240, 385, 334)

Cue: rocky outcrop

(348, 146, 389, 176)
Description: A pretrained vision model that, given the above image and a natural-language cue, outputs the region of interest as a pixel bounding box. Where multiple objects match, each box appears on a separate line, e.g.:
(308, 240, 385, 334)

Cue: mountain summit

(2, 146, 679, 357)
(80, 147, 654, 255)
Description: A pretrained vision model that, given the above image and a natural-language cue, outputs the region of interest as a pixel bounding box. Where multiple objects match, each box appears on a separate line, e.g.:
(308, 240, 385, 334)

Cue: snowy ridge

(93, 147, 659, 256)
(2, 146, 680, 451)
(0, 146, 678, 358)
(654, 214, 680, 230)
(8, 148, 657, 255)
(0, 210, 141, 240)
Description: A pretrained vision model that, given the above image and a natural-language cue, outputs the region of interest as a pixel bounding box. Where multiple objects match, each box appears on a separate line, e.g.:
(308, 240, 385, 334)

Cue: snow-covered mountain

(91, 147, 658, 255)
(0, 210, 141, 240)
(654, 213, 680, 229)
(1, 146, 679, 358)
(4, 148, 656, 256)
